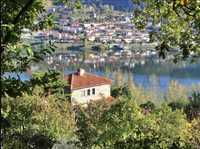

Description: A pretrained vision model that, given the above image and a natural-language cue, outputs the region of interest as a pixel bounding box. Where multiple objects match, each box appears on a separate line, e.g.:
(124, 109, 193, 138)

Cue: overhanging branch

(2, 0, 35, 45)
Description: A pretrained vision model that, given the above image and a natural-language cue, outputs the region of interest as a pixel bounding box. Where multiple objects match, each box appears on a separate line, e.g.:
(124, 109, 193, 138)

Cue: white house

(64, 69, 112, 105)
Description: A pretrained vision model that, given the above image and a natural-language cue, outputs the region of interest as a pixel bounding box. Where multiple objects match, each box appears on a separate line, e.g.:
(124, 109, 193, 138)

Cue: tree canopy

(0, 1, 78, 148)
(131, 0, 200, 60)
(0, 0, 81, 98)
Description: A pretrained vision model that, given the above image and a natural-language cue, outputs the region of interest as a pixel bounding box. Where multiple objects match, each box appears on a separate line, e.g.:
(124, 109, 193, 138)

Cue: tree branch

(12, 0, 35, 25)
(182, 7, 196, 17)
(2, 0, 35, 45)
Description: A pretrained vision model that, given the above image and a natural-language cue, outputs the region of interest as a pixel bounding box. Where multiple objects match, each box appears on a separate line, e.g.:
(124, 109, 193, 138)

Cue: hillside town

(21, 4, 150, 45)
(21, 4, 173, 69)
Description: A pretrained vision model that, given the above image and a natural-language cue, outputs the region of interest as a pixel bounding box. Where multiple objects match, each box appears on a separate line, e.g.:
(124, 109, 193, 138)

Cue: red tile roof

(64, 71, 112, 90)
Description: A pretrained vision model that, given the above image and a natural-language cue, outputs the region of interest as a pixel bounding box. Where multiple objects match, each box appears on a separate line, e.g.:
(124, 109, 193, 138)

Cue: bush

(185, 92, 200, 121)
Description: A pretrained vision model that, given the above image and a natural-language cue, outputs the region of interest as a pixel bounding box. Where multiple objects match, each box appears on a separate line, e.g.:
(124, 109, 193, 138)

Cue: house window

(87, 89, 90, 96)
(83, 90, 86, 96)
(92, 88, 95, 95)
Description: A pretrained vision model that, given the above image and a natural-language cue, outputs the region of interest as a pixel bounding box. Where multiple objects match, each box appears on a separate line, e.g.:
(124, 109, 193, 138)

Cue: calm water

(5, 60, 200, 92)
(61, 59, 200, 91)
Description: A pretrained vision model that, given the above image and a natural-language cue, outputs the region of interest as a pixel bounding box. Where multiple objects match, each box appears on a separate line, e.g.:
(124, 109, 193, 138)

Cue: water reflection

(4, 59, 200, 92)
(62, 59, 200, 92)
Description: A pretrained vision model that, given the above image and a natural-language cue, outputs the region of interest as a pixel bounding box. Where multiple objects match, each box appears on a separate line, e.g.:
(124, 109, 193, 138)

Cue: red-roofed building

(64, 69, 112, 105)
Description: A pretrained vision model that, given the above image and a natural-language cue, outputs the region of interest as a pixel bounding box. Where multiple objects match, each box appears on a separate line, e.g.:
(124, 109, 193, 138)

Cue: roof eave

(71, 82, 112, 91)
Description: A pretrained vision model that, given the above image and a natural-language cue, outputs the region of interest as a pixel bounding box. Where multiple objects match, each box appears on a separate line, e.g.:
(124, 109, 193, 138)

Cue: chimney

(77, 68, 85, 76)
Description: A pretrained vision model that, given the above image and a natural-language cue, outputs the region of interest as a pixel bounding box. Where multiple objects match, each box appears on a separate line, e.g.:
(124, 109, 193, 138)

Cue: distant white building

(21, 28, 32, 41)
(87, 36, 95, 42)
(64, 69, 112, 105)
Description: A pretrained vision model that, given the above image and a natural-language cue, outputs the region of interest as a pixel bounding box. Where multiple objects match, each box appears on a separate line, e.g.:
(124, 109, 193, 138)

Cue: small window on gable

(92, 88, 95, 95)
(87, 89, 90, 96)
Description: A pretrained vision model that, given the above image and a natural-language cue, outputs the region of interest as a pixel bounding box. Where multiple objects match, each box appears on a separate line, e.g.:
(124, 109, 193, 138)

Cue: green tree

(82, 38, 91, 62)
(131, 0, 200, 60)
(127, 72, 135, 90)
(1, 87, 75, 149)
(30, 70, 66, 96)
(189, 118, 200, 148)
(98, 43, 108, 56)
(140, 101, 156, 112)
(185, 92, 200, 120)
(0, 0, 81, 97)
(0, 0, 79, 148)
(1, 0, 56, 99)
(75, 97, 192, 149)
(113, 70, 125, 87)
(165, 80, 188, 103)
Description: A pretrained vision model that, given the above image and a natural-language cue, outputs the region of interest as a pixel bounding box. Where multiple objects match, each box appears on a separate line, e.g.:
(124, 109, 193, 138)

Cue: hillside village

(21, 4, 150, 45)
(21, 3, 175, 70)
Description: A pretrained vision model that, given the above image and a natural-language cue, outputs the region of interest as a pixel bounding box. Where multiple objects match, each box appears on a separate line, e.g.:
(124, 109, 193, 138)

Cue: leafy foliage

(165, 80, 188, 103)
(185, 92, 200, 120)
(31, 70, 67, 96)
(189, 118, 200, 148)
(131, 0, 200, 60)
(1, 0, 56, 98)
(0, 1, 78, 148)
(1, 87, 75, 148)
(140, 101, 156, 112)
(75, 96, 194, 149)
(0, 0, 80, 97)
(2, 70, 65, 98)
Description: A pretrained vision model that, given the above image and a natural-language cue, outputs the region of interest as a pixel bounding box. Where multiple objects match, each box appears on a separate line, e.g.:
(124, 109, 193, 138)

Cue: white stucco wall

(71, 84, 111, 105)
